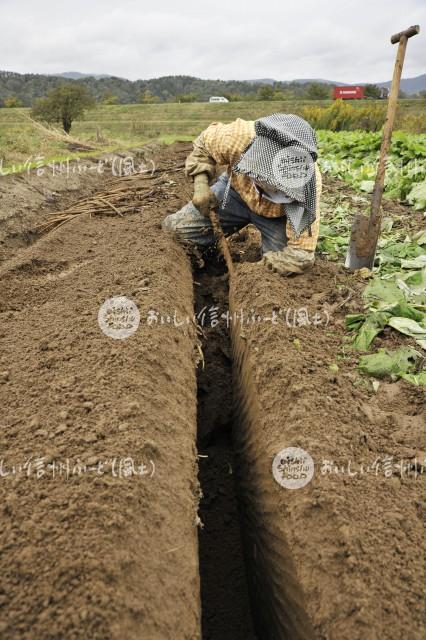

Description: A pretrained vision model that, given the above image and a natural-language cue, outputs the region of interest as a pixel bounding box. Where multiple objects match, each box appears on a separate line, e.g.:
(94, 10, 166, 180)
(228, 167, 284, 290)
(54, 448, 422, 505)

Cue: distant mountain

(375, 73, 426, 95)
(0, 70, 424, 106)
(250, 75, 425, 94)
(53, 71, 112, 80)
(0, 71, 278, 106)
(292, 78, 345, 85)
(248, 77, 345, 86)
(292, 75, 426, 94)
(247, 78, 276, 85)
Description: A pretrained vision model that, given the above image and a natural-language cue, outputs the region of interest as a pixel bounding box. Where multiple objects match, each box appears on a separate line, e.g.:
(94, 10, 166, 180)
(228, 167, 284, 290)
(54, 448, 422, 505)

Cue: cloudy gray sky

(1, 0, 425, 82)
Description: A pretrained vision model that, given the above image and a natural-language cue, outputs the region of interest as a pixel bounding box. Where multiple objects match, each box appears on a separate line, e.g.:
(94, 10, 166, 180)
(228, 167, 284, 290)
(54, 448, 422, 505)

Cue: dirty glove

(193, 173, 218, 218)
(263, 247, 315, 275)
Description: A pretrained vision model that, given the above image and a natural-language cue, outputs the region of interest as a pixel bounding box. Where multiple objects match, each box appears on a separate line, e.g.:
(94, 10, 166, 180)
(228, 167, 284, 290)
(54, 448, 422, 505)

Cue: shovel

(209, 208, 235, 276)
(193, 173, 235, 275)
(345, 24, 420, 270)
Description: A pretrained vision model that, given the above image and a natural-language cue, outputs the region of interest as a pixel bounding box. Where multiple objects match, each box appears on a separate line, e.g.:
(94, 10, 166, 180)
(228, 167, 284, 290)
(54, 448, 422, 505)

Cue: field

(0, 101, 425, 639)
(0, 99, 425, 172)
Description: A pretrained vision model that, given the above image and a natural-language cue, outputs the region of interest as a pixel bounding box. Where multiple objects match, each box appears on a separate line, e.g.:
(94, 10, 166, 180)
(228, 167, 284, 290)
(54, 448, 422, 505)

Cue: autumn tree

(102, 91, 119, 105)
(306, 82, 331, 100)
(364, 84, 382, 99)
(139, 90, 158, 104)
(175, 93, 198, 103)
(257, 85, 275, 101)
(31, 84, 95, 133)
(3, 94, 23, 108)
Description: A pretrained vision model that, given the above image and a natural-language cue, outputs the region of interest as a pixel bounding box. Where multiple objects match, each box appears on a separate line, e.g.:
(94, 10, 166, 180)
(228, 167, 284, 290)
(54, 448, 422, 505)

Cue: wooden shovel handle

(353, 24, 420, 260)
(369, 26, 419, 230)
(192, 174, 234, 275)
(391, 25, 419, 44)
(209, 209, 235, 277)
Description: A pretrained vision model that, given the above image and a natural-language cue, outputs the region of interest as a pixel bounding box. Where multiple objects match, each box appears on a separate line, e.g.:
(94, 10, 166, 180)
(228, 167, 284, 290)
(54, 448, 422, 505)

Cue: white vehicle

(209, 96, 229, 103)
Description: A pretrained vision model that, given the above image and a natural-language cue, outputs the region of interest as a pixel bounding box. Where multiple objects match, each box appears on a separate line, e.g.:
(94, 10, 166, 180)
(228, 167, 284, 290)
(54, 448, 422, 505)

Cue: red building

(333, 86, 365, 100)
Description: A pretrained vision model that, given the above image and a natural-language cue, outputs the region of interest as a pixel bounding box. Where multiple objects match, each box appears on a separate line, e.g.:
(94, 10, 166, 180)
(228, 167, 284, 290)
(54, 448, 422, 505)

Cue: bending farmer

(163, 113, 322, 275)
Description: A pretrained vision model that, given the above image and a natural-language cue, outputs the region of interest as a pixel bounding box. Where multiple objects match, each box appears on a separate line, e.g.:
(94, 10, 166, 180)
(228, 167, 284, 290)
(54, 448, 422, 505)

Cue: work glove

(192, 173, 218, 218)
(263, 247, 315, 275)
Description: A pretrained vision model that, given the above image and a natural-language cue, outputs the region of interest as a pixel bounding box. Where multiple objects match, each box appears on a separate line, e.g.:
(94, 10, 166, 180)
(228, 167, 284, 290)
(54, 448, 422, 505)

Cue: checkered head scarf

(222, 113, 318, 238)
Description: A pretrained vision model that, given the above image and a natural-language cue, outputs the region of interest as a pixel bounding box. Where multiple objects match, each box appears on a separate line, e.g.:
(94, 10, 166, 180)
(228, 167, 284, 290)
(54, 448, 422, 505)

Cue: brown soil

(229, 253, 425, 639)
(0, 145, 162, 263)
(194, 256, 257, 640)
(0, 141, 424, 640)
(0, 143, 202, 639)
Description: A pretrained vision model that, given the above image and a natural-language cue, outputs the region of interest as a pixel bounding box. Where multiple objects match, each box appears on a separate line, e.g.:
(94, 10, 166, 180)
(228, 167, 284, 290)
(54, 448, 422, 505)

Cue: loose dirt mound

(230, 256, 425, 639)
(0, 147, 161, 263)
(0, 144, 202, 639)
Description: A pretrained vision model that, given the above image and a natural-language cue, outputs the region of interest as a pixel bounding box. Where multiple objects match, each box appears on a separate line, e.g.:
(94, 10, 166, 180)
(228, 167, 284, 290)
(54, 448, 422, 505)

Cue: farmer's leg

(249, 210, 287, 255)
(162, 174, 251, 245)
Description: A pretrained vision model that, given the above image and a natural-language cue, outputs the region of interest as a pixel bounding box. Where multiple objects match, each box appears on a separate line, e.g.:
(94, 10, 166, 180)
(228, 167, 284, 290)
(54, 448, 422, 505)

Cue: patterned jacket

(185, 118, 321, 252)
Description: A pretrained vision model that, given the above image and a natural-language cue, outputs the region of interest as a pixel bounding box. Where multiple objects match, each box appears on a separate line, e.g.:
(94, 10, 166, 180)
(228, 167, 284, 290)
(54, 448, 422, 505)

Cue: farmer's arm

(185, 119, 255, 180)
(285, 164, 322, 252)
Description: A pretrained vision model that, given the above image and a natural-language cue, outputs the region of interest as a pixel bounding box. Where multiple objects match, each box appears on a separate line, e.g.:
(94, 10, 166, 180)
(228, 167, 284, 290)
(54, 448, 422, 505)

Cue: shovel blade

(345, 214, 378, 270)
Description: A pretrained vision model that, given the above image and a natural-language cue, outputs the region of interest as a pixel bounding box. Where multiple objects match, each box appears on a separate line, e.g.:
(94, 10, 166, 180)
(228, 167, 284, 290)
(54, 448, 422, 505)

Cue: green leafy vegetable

(401, 371, 426, 385)
(387, 317, 426, 349)
(352, 311, 390, 350)
(359, 346, 422, 380)
(318, 131, 426, 210)
(363, 279, 404, 306)
(407, 181, 426, 210)
(347, 275, 426, 350)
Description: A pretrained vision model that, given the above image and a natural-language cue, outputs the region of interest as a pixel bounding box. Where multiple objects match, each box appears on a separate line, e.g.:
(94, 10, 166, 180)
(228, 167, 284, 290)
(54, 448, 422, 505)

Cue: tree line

(2, 70, 414, 107)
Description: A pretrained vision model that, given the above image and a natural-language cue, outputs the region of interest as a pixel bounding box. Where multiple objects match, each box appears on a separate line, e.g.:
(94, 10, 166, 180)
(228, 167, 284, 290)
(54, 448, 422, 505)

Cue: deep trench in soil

(194, 251, 258, 640)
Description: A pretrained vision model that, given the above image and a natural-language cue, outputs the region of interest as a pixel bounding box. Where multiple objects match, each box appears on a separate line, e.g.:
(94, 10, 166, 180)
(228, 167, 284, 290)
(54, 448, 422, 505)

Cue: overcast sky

(1, 0, 425, 83)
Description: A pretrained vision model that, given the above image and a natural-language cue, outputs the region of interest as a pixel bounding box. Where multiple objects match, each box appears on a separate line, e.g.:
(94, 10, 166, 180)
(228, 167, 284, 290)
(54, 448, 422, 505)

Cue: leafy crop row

(317, 130, 426, 210)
